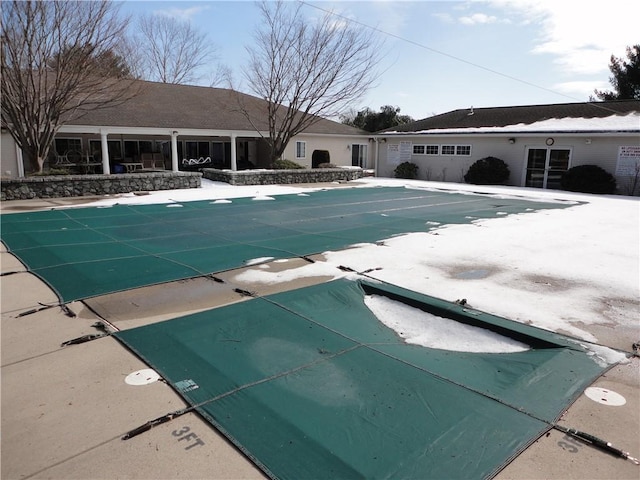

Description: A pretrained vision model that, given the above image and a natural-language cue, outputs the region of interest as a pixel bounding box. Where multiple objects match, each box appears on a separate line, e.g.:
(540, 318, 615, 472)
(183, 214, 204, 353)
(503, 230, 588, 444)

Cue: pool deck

(1, 193, 638, 480)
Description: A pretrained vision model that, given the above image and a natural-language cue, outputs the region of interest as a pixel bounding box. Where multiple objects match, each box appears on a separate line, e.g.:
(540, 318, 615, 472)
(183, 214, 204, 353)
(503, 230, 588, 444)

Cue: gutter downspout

(374, 138, 380, 177)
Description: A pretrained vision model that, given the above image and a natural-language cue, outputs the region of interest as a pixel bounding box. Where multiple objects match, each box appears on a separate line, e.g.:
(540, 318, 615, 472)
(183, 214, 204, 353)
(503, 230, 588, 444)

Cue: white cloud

(552, 80, 610, 98)
(488, 0, 640, 76)
(369, 1, 409, 36)
(153, 5, 210, 22)
(459, 13, 499, 25)
(432, 12, 455, 24)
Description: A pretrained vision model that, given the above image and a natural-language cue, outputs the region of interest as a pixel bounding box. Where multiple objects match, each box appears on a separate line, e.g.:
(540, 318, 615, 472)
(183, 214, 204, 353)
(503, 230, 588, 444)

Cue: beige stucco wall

(376, 134, 640, 193)
(1, 131, 20, 178)
(282, 134, 374, 169)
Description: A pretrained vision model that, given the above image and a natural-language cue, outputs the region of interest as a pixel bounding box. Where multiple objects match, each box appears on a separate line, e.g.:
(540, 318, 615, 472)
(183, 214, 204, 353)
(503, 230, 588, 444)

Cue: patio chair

(141, 153, 164, 169)
(54, 151, 74, 167)
(152, 153, 165, 169)
(66, 150, 83, 164)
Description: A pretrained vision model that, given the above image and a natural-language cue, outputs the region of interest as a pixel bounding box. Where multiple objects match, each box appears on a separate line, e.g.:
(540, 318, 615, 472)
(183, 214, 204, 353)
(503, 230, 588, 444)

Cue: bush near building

(464, 156, 510, 185)
(272, 159, 305, 169)
(560, 165, 617, 194)
(394, 161, 419, 179)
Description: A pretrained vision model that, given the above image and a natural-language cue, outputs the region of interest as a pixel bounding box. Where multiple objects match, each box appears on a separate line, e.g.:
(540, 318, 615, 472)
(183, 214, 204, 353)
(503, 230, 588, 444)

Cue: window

(87, 139, 121, 160)
(442, 145, 455, 155)
(107, 140, 122, 160)
(426, 145, 439, 155)
(185, 141, 210, 159)
(413, 145, 425, 155)
(296, 141, 306, 159)
(456, 145, 471, 156)
(441, 145, 471, 156)
(124, 140, 139, 160)
(54, 138, 82, 155)
(89, 140, 101, 158)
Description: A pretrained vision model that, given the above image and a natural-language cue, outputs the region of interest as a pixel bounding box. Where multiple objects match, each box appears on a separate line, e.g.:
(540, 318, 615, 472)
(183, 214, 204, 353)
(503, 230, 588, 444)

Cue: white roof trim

(382, 113, 640, 135)
(58, 125, 269, 137)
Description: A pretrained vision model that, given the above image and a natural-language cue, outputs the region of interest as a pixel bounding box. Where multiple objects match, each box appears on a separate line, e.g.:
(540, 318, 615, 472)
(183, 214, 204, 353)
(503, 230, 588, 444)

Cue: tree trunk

(36, 155, 46, 174)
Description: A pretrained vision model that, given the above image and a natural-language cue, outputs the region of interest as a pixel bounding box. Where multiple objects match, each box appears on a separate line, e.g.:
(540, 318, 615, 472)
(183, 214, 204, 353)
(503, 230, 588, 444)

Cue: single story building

(375, 100, 640, 194)
(1, 80, 376, 177)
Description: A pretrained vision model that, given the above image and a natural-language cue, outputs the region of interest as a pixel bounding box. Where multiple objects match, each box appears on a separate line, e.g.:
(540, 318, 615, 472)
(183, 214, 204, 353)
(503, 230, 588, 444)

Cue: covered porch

(38, 126, 271, 176)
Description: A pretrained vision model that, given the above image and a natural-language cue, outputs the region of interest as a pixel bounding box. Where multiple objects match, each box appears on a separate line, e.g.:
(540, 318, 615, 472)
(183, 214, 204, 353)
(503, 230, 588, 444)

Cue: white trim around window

(441, 144, 472, 156)
(296, 141, 306, 159)
(413, 144, 441, 155)
(425, 145, 439, 155)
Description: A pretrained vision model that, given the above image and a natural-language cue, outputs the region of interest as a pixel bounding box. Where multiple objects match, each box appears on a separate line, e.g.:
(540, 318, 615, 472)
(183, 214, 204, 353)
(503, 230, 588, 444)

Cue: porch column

(15, 143, 25, 178)
(171, 131, 179, 172)
(100, 131, 110, 175)
(230, 133, 237, 171)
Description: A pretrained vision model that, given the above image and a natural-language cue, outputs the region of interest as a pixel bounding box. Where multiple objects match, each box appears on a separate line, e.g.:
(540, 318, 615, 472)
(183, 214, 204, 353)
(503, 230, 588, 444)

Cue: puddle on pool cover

(455, 269, 491, 279)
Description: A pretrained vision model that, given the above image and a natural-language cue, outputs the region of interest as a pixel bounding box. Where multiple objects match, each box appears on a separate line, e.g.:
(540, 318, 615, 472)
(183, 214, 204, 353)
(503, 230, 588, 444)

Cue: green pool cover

(1, 186, 572, 302)
(115, 279, 610, 480)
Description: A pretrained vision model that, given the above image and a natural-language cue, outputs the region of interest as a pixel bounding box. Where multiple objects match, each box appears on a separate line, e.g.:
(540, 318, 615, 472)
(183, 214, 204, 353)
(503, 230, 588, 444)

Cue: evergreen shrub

(464, 156, 510, 184)
(272, 159, 305, 169)
(560, 165, 616, 194)
(394, 161, 419, 179)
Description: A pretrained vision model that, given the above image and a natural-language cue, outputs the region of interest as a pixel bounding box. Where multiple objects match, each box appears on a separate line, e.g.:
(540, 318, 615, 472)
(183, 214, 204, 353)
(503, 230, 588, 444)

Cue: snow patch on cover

(577, 342, 629, 367)
(245, 257, 275, 266)
(364, 294, 530, 353)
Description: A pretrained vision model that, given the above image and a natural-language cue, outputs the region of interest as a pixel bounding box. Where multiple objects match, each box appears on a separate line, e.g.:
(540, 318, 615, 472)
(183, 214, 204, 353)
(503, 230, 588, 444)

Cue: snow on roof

(383, 112, 640, 135)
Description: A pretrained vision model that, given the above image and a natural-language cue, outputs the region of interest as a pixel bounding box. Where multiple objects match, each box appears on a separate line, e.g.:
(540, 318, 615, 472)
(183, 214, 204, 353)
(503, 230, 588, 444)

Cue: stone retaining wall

(202, 167, 363, 185)
(1, 172, 202, 201)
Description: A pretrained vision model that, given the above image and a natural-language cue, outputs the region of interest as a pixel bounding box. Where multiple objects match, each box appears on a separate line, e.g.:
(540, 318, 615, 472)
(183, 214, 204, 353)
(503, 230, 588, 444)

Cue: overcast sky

(119, 0, 640, 119)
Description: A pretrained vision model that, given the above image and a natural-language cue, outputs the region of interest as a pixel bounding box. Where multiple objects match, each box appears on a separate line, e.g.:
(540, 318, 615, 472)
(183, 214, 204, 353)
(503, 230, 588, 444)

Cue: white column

(171, 132, 179, 172)
(15, 144, 25, 178)
(230, 133, 237, 171)
(100, 132, 110, 174)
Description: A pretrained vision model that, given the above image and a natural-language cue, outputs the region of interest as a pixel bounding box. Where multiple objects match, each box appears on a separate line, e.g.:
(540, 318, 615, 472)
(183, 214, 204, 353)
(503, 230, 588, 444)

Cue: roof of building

(64, 80, 367, 136)
(381, 100, 640, 135)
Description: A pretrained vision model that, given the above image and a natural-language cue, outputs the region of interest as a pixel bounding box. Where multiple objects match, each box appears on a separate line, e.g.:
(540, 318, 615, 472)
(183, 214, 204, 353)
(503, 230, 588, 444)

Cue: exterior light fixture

(508, 138, 516, 144)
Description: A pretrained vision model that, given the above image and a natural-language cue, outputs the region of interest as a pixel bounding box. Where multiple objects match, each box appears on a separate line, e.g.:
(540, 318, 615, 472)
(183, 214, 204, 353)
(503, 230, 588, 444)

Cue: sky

(78, 177, 639, 358)
(119, 0, 640, 120)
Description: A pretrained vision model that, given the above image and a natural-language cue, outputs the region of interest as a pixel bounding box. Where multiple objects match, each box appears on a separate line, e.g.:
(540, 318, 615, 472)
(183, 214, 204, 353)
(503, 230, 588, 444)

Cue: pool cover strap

(115, 279, 611, 480)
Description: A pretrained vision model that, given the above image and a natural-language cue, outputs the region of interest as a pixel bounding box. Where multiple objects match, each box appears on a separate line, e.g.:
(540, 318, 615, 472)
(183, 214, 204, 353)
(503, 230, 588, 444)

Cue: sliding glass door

(525, 147, 571, 189)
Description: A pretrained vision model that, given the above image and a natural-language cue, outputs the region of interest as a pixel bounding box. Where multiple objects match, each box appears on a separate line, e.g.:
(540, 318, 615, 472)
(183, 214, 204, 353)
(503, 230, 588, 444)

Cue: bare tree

(241, 1, 382, 162)
(136, 14, 218, 85)
(1, 0, 136, 173)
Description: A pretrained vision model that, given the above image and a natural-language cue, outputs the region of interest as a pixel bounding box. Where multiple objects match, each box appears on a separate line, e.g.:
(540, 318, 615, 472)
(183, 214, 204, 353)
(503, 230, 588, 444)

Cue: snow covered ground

(76, 177, 639, 350)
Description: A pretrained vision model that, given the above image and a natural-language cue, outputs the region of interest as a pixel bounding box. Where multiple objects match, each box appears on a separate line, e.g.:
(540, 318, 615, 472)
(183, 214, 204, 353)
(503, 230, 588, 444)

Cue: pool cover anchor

(17, 302, 76, 318)
(234, 288, 257, 298)
(554, 425, 639, 465)
(121, 409, 189, 440)
(60, 321, 113, 347)
(337, 265, 383, 275)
